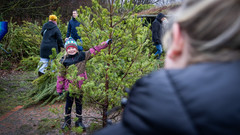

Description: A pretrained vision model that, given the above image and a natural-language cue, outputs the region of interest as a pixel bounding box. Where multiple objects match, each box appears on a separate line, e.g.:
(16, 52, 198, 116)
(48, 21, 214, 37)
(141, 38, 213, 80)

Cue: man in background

(152, 13, 168, 59)
(65, 10, 83, 51)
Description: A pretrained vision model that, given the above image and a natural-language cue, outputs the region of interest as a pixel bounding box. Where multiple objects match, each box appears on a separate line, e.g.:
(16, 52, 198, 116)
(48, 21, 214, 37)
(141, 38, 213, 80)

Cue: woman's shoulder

(133, 69, 171, 90)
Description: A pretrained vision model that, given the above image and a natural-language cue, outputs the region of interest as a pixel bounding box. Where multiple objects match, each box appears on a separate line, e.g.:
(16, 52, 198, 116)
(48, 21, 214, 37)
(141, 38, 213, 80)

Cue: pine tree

(76, 0, 158, 127)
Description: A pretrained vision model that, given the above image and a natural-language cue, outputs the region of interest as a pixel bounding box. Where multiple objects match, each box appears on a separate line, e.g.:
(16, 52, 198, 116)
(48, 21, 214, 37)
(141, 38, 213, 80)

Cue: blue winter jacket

(94, 60, 240, 135)
(66, 18, 81, 41)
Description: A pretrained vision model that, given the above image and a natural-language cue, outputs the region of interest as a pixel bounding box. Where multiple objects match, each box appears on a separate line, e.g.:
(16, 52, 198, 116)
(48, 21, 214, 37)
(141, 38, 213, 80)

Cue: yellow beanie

(49, 15, 57, 21)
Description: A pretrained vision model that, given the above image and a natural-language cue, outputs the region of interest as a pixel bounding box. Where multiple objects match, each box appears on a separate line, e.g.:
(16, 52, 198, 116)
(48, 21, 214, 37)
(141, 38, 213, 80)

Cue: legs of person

(61, 92, 74, 129)
(38, 71, 44, 77)
(38, 58, 49, 77)
(75, 95, 86, 130)
(65, 92, 74, 115)
(75, 95, 82, 116)
(154, 44, 163, 59)
(38, 58, 56, 76)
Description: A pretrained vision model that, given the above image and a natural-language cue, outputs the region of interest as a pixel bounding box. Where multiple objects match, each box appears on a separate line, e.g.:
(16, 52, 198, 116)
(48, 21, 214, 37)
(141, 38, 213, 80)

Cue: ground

(0, 70, 106, 135)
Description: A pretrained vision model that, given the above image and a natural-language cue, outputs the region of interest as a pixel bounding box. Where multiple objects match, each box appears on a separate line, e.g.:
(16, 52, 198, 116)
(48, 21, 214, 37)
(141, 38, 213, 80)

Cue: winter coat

(152, 13, 165, 45)
(40, 21, 64, 59)
(56, 41, 109, 94)
(94, 60, 240, 135)
(66, 18, 81, 41)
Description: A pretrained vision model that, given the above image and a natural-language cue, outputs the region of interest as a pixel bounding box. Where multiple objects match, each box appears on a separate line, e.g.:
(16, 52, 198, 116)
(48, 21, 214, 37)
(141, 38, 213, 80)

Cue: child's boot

(61, 114, 71, 129)
(75, 114, 86, 131)
(38, 71, 44, 77)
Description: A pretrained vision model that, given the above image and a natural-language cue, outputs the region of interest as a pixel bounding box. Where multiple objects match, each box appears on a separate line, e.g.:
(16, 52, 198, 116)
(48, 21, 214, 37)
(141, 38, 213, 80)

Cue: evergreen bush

(23, 0, 162, 128)
(77, 0, 159, 127)
(24, 49, 65, 108)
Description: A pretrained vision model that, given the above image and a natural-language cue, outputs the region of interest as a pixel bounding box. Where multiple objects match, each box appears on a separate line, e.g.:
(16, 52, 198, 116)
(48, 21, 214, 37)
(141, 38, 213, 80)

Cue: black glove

(106, 39, 112, 45)
(59, 93, 63, 96)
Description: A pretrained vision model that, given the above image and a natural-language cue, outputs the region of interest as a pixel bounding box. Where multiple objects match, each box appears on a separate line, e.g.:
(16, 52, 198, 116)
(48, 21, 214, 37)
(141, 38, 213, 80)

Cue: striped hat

(64, 37, 78, 51)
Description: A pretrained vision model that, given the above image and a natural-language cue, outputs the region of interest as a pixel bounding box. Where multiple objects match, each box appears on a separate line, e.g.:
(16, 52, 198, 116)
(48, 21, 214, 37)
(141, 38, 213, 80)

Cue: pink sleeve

(89, 41, 108, 55)
(56, 76, 65, 93)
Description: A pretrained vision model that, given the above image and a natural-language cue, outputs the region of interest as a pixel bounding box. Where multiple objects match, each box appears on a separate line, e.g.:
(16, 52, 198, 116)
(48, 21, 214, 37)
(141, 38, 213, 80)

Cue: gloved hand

(106, 39, 112, 45)
(59, 93, 63, 96)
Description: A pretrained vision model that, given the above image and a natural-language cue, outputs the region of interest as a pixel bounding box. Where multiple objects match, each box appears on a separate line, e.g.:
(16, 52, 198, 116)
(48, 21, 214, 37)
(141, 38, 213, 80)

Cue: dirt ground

(0, 70, 105, 135)
(0, 103, 103, 135)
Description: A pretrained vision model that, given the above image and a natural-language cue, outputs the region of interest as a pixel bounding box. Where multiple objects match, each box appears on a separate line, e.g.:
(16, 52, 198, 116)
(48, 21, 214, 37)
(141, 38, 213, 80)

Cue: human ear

(167, 23, 184, 59)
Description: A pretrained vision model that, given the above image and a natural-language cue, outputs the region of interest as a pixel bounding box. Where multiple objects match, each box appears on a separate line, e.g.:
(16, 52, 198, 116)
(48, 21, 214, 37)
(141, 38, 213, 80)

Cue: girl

(56, 37, 112, 130)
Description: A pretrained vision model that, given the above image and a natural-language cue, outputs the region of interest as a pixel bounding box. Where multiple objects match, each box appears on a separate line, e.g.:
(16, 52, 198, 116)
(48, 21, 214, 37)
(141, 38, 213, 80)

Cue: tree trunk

(102, 72, 109, 127)
(102, 98, 109, 127)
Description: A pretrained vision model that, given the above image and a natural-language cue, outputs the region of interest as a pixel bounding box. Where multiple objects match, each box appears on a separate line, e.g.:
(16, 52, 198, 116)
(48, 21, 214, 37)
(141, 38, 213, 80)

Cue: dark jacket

(66, 18, 81, 41)
(152, 13, 165, 45)
(40, 21, 63, 59)
(60, 52, 85, 67)
(94, 60, 240, 135)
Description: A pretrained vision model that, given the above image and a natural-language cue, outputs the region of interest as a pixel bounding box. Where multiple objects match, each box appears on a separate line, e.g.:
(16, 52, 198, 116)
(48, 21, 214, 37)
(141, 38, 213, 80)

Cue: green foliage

(0, 60, 11, 70)
(65, 64, 84, 97)
(24, 49, 65, 108)
(89, 122, 102, 133)
(76, 0, 159, 126)
(134, 4, 155, 13)
(0, 71, 35, 116)
(19, 0, 162, 129)
(0, 8, 67, 70)
(17, 56, 40, 71)
(1, 20, 41, 62)
(0, 20, 41, 70)
(71, 126, 83, 134)
(35, 106, 64, 134)
(37, 117, 60, 135)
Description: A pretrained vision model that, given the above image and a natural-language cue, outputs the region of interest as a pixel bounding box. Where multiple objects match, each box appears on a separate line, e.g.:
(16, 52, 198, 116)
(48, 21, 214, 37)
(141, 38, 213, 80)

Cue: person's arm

(56, 28, 64, 48)
(89, 39, 112, 55)
(41, 26, 45, 36)
(83, 39, 112, 61)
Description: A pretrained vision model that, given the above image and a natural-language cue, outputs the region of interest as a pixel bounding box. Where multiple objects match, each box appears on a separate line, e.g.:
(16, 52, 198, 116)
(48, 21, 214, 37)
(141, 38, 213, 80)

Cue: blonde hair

(49, 15, 57, 21)
(164, 0, 240, 63)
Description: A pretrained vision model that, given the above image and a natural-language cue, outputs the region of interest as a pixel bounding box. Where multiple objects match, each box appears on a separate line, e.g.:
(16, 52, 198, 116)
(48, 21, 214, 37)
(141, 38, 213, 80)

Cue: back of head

(156, 13, 166, 22)
(164, 0, 240, 63)
(49, 15, 57, 21)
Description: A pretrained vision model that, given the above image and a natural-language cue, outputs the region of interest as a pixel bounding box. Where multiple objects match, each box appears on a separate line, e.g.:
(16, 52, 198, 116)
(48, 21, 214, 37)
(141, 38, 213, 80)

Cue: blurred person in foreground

(94, 0, 240, 134)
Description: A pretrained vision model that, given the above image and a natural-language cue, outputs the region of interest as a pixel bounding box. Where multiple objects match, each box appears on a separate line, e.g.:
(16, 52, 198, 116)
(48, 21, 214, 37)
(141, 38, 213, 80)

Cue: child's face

(67, 47, 78, 55)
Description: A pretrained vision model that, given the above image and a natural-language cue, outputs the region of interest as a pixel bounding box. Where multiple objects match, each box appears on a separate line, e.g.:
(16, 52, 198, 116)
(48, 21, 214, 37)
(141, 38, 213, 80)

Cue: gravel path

(0, 102, 105, 135)
(0, 70, 106, 135)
